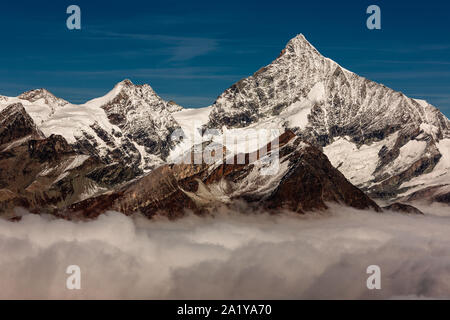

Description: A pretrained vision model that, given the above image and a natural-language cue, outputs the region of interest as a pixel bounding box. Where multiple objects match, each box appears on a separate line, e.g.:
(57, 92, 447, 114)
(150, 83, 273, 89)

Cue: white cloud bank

(1, 204, 450, 299)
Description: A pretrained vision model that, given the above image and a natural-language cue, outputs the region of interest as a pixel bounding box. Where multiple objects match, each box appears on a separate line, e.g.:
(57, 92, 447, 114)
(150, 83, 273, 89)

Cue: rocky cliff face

(0, 109, 138, 216)
(0, 103, 44, 146)
(94, 79, 182, 159)
(65, 130, 380, 219)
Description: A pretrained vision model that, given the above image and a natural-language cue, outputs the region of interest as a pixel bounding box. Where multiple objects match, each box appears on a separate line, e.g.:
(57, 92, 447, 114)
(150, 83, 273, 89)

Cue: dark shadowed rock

(383, 203, 424, 215)
(0, 131, 142, 216)
(435, 192, 450, 204)
(404, 185, 450, 205)
(0, 103, 43, 147)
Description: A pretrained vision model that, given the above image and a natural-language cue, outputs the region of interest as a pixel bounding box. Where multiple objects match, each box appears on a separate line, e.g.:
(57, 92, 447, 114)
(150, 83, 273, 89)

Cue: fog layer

(1, 205, 450, 299)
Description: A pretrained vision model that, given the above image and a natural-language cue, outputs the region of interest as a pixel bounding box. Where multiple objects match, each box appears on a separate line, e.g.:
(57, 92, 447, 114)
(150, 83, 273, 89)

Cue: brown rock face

(264, 139, 381, 213)
(68, 164, 203, 219)
(28, 134, 73, 162)
(383, 203, 424, 215)
(370, 146, 442, 199)
(435, 192, 450, 204)
(0, 103, 43, 146)
(403, 185, 450, 205)
(66, 130, 381, 219)
(0, 134, 96, 214)
(0, 129, 132, 216)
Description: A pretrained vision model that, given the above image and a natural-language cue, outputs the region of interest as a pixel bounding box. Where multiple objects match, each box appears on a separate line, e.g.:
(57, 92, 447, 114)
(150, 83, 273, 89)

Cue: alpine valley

(1, 34, 449, 220)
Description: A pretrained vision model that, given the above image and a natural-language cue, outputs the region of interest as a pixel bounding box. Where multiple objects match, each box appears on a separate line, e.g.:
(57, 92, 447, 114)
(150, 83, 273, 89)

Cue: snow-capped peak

(18, 88, 68, 108)
(206, 33, 450, 200)
(83, 80, 128, 108)
(285, 33, 310, 47)
(86, 79, 182, 112)
(114, 78, 154, 94)
(80, 78, 184, 164)
(272, 34, 326, 66)
(117, 78, 134, 87)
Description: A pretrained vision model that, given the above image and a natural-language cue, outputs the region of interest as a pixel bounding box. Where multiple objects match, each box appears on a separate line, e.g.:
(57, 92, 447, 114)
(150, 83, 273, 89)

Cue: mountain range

(0, 34, 449, 219)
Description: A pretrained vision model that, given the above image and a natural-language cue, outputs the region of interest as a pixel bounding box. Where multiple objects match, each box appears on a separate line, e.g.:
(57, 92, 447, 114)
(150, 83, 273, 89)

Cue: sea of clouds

(1, 204, 450, 299)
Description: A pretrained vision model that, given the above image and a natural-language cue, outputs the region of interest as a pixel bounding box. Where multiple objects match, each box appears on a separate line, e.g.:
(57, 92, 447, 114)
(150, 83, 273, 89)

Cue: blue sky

(0, 0, 449, 117)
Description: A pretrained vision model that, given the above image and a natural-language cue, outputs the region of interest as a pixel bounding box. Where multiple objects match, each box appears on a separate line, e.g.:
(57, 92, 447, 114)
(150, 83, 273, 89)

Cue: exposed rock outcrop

(0, 103, 43, 147)
(383, 203, 424, 215)
(66, 131, 381, 219)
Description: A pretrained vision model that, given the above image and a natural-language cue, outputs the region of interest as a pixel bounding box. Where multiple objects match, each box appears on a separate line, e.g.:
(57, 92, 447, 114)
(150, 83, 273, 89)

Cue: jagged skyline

(0, 0, 449, 117)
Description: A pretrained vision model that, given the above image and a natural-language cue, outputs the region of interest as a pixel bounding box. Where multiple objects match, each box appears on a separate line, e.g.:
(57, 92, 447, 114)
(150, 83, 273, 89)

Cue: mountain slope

(0, 111, 106, 215)
(0, 126, 143, 216)
(66, 130, 381, 219)
(0, 103, 44, 147)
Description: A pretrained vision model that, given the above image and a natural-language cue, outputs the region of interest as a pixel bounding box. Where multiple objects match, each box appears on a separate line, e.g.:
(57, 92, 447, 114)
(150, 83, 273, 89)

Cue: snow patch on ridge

(170, 106, 282, 163)
(323, 136, 395, 188)
(282, 82, 325, 128)
(38, 103, 118, 145)
(83, 82, 125, 108)
(385, 140, 427, 176)
(169, 106, 212, 162)
(399, 138, 450, 196)
(65, 155, 90, 171)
